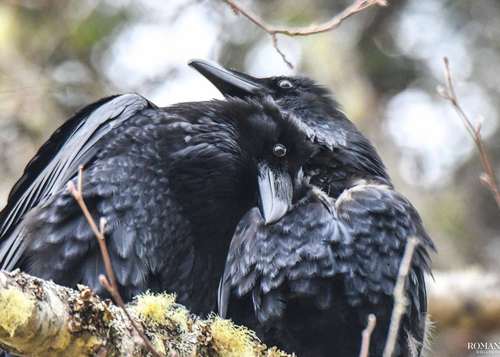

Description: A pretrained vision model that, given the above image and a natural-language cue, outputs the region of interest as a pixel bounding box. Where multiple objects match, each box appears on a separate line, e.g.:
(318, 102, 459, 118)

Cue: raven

(189, 60, 389, 198)
(191, 60, 435, 356)
(0, 94, 316, 316)
(220, 176, 432, 357)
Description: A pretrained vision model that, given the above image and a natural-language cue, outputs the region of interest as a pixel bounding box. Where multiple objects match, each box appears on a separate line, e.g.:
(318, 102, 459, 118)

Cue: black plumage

(191, 60, 435, 356)
(220, 178, 432, 357)
(0, 94, 316, 316)
(189, 60, 389, 197)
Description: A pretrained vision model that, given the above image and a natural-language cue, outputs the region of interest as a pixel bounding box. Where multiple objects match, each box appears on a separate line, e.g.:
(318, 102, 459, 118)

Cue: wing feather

(221, 181, 435, 351)
(334, 183, 435, 346)
(219, 196, 339, 322)
(0, 94, 156, 270)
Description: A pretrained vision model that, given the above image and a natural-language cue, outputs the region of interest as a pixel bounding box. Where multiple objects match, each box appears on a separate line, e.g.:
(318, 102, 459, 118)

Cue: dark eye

(278, 79, 293, 89)
(273, 143, 287, 157)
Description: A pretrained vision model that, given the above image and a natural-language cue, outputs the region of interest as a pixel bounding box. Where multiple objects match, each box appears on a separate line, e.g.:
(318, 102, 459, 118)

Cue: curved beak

(257, 162, 292, 225)
(188, 59, 268, 98)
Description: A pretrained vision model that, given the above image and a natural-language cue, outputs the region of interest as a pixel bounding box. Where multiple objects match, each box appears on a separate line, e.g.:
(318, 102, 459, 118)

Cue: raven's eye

(273, 144, 287, 157)
(278, 79, 293, 89)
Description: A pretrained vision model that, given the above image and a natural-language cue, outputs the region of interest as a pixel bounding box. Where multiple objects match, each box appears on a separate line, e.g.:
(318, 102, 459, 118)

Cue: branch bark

(0, 270, 293, 357)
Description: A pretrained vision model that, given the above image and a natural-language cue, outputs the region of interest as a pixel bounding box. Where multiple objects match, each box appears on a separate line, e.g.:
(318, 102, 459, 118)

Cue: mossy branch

(3, 267, 500, 355)
(0, 269, 294, 357)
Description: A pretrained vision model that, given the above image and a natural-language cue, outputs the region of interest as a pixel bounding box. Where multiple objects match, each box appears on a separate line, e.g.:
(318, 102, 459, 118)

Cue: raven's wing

(0, 94, 157, 270)
(219, 197, 343, 322)
(333, 182, 434, 344)
(220, 182, 434, 350)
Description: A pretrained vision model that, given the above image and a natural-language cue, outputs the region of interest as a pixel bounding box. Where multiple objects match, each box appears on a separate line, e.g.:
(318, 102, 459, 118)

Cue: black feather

(0, 94, 316, 318)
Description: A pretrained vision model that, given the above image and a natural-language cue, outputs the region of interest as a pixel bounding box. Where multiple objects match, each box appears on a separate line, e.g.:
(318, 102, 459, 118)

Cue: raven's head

(189, 59, 334, 114)
(223, 98, 318, 224)
(189, 60, 389, 189)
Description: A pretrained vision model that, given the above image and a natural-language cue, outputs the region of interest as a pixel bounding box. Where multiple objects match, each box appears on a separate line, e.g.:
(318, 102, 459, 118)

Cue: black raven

(189, 60, 389, 198)
(190, 60, 435, 356)
(0, 94, 316, 316)
(220, 177, 432, 357)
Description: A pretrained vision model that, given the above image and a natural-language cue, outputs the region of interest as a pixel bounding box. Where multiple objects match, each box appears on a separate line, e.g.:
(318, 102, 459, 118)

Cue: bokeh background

(1, 0, 500, 355)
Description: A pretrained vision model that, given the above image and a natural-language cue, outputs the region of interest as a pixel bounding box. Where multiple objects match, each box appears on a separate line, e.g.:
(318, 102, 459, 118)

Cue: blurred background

(1, 0, 499, 355)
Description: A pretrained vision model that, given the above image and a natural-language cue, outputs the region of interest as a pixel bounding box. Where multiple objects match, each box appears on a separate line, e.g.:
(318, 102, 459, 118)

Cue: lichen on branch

(0, 269, 294, 357)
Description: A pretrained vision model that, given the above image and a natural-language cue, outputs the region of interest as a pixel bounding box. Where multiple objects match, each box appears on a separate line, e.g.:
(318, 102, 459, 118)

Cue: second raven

(191, 60, 436, 356)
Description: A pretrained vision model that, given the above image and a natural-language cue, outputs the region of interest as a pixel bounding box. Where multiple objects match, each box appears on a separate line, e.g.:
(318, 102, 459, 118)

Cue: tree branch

(0, 270, 295, 357)
(3, 266, 500, 355)
(0, 269, 147, 356)
(223, 0, 388, 68)
(359, 314, 376, 357)
(383, 237, 419, 357)
(438, 56, 500, 210)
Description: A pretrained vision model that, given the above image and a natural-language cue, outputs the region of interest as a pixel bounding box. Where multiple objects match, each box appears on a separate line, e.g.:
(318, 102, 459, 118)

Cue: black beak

(257, 162, 292, 225)
(188, 59, 269, 98)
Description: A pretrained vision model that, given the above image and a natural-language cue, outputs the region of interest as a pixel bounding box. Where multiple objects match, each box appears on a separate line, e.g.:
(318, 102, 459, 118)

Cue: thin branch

(359, 314, 377, 357)
(383, 237, 419, 357)
(67, 166, 165, 357)
(224, 0, 387, 36)
(223, 0, 388, 68)
(271, 34, 293, 69)
(438, 56, 500, 210)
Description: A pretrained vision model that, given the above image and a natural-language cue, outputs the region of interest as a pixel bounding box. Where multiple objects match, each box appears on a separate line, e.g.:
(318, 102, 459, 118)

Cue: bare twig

(224, 0, 387, 36)
(359, 314, 377, 357)
(223, 0, 388, 68)
(438, 56, 500, 210)
(67, 166, 165, 357)
(271, 35, 293, 69)
(383, 237, 419, 357)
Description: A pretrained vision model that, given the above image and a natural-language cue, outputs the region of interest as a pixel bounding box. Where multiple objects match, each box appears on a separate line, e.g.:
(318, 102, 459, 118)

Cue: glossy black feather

(220, 180, 433, 357)
(0, 94, 316, 317)
(243, 75, 392, 197)
(0, 94, 156, 270)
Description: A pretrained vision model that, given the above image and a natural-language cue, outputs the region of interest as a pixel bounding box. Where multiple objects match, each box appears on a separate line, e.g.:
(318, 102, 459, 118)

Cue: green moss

(0, 287, 34, 337)
(210, 315, 258, 357)
(132, 291, 176, 326)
